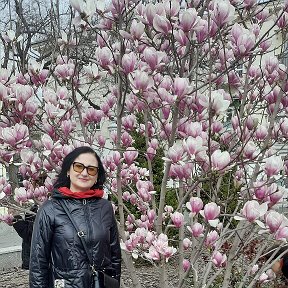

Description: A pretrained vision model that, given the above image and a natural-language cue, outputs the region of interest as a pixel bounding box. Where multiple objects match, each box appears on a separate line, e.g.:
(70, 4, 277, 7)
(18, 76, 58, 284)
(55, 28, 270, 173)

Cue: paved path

(0, 223, 21, 248)
(0, 223, 22, 271)
(0, 268, 28, 288)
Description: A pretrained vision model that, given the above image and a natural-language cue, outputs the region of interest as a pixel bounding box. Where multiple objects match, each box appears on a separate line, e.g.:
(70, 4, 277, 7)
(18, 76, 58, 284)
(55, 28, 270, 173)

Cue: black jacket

(29, 189, 121, 288)
(13, 205, 38, 269)
(13, 216, 34, 269)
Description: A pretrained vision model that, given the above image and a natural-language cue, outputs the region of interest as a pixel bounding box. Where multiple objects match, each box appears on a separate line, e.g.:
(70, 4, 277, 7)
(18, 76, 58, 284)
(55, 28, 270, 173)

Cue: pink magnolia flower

(264, 156, 284, 177)
(230, 23, 255, 56)
(61, 120, 75, 136)
(150, 139, 159, 150)
(14, 187, 29, 203)
(186, 197, 203, 216)
(130, 19, 145, 40)
(54, 63, 75, 80)
(156, 234, 177, 259)
(146, 233, 177, 261)
(200, 203, 220, 227)
(205, 230, 219, 247)
(264, 56, 280, 84)
(211, 0, 235, 27)
(122, 191, 130, 201)
(0, 83, 8, 101)
(212, 251, 227, 268)
(179, 8, 198, 33)
(34, 186, 48, 201)
(122, 52, 137, 75)
(183, 238, 192, 250)
(145, 246, 161, 261)
(172, 77, 193, 99)
(135, 227, 149, 243)
(146, 231, 155, 245)
(211, 150, 231, 171)
(121, 132, 133, 147)
(169, 163, 193, 180)
(138, 188, 151, 202)
(253, 181, 268, 201)
(123, 147, 138, 165)
(259, 38, 272, 52)
(186, 122, 202, 137)
(189, 222, 204, 238)
(248, 65, 261, 79)
(275, 226, 288, 241)
(231, 115, 240, 130)
(265, 211, 284, 233)
(159, 76, 173, 91)
(280, 118, 288, 136)
(20, 149, 36, 164)
(112, 151, 121, 166)
(163, 0, 180, 17)
(95, 47, 113, 69)
(211, 121, 223, 134)
(144, 3, 158, 26)
(277, 11, 288, 29)
(146, 147, 156, 161)
(198, 90, 230, 115)
(0, 177, 12, 196)
(153, 15, 171, 35)
(171, 212, 184, 228)
(130, 70, 152, 92)
(97, 135, 106, 148)
(130, 194, 137, 205)
(123, 234, 140, 252)
(0, 124, 29, 147)
(0, 211, 14, 225)
(258, 272, 269, 283)
(268, 185, 284, 206)
(245, 116, 257, 130)
(235, 200, 268, 223)
(185, 136, 207, 156)
(243, 141, 257, 160)
(166, 143, 183, 163)
(183, 259, 191, 272)
(23, 100, 38, 117)
(243, 0, 257, 9)
(255, 124, 268, 140)
(144, 48, 161, 71)
(12, 84, 33, 103)
(122, 115, 136, 131)
(147, 210, 156, 223)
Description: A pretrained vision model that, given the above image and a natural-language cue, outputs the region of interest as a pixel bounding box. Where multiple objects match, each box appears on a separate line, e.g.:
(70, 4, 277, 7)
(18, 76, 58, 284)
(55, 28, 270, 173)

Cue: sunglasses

(72, 162, 99, 176)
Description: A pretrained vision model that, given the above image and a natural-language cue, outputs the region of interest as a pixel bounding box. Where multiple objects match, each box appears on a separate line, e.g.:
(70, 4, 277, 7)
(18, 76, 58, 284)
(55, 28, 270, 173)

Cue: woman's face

(68, 153, 98, 192)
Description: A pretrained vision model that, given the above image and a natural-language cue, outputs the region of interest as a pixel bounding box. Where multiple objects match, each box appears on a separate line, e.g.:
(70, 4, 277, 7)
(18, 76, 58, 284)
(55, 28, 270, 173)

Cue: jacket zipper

(83, 198, 93, 266)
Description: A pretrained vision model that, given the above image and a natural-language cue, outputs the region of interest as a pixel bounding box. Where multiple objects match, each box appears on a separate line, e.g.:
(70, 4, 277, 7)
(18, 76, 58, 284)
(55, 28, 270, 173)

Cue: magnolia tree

(1, 0, 288, 287)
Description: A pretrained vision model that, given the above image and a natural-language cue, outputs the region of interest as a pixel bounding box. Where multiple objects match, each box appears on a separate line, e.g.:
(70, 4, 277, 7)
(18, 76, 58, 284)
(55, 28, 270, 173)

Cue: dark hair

(53, 146, 106, 189)
(264, 245, 288, 260)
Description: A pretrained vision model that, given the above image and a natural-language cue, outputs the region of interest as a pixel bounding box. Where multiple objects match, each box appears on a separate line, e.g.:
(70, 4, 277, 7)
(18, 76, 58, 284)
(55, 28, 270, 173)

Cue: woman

(29, 146, 121, 288)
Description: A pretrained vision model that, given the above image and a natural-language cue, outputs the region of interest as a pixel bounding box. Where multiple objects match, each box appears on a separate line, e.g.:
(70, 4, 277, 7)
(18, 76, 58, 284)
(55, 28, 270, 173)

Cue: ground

(1, 265, 287, 287)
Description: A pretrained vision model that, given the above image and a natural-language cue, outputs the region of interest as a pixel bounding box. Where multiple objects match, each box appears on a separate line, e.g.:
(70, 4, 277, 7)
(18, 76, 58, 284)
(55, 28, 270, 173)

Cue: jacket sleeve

(109, 204, 121, 281)
(29, 201, 54, 288)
